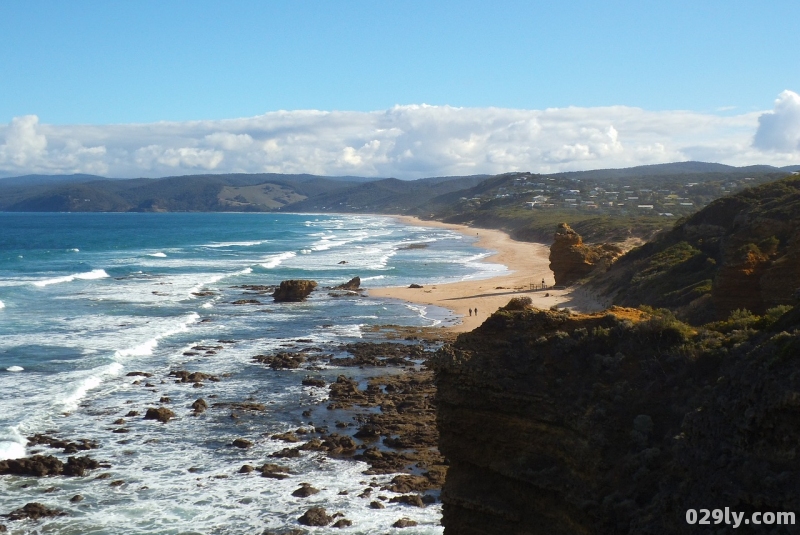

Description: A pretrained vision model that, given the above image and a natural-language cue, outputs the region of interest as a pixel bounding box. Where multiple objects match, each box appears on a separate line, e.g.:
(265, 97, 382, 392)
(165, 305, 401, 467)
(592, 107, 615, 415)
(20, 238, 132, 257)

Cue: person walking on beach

(542, 278, 546, 289)
(468, 308, 472, 316)
(474, 307, 478, 315)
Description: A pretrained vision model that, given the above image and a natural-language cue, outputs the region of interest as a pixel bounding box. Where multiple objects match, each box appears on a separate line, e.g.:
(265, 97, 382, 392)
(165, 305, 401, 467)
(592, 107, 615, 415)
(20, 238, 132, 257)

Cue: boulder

(272, 280, 317, 302)
(232, 438, 253, 449)
(143, 407, 175, 423)
(393, 518, 418, 528)
(298, 506, 332, 526)
(291, 483, 320, 497)
(5, 502, 66, 521)
(191, 398, 208, 414)
(333, 277, 360, 290)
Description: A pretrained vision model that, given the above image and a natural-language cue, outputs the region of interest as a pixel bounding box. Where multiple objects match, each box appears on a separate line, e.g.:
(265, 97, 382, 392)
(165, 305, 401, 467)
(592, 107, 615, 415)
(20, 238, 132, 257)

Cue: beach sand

(368, 215, 607, 333)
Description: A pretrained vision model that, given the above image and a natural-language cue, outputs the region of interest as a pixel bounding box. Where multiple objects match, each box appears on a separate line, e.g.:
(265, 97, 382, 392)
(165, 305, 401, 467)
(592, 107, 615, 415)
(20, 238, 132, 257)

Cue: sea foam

(33, 268, 110, 287)
(261, 251, 296, 269)
(5, 366, 23, 372)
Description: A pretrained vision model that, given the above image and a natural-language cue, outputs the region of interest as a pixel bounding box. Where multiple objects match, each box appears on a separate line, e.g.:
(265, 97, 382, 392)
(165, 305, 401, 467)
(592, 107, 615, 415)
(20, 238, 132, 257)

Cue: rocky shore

(0, 325, 455, 532)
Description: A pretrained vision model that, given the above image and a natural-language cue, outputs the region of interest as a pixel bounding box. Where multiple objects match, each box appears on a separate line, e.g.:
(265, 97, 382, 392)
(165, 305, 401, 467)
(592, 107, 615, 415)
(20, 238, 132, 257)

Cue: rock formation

(433, 301, 800, 534)
(549, 223, 623, 285)
(272, 279, 317, 302)
(334, 276, 361, 290)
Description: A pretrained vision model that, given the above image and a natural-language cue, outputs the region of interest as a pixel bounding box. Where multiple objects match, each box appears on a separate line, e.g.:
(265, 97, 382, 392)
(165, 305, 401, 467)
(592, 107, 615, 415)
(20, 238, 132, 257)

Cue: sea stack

(272, 279, 318, 302)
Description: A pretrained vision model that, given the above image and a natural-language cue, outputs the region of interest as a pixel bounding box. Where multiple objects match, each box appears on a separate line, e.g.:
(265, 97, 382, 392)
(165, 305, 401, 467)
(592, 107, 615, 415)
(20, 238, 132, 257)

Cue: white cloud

(1, 93, 798, 179)
(753, 90, 800, 152)
(0, 115, 47, 166)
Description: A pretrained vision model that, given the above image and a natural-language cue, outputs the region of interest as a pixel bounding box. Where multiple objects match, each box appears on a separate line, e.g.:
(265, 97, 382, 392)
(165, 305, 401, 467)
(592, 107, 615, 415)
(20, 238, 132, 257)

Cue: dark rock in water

(143, 407, 175, 423)
(5, 502, 66, 521)
(169, 370, 219, 384)
(159, 396, 171, 403)
(392, 518, 418, 528)
(239, 464, 254, 474)
(232, 438, 253, 449)
(301, 377, 326, 387)
(271, 431, 300, 443)
(369, 500, 385, 509)
(27, 434, 98, 453)
(337, 260, 348, 264)
(69, 495, 83, 503)
(191, 398, 208, 414)
(332, 518, 352, 528)
(291, 483, 320, 497)
(260, 463, 291, 479)
(62, 456, 100, 477)
(270, 447, 301, 459)
(232, 299, 261, 305)
(0, 524, 6, 532)
(408, 283, 423, 289)
(333, 276, 360, 290)
(273, 280, 317, 302)
(0, 455, 63, 477)
(252, 352, 305, 370)
(125, 371, 152, 377)
(298, 506, 332, 526)
(389, 494, 425, 507)
(125, 411, 139, 417)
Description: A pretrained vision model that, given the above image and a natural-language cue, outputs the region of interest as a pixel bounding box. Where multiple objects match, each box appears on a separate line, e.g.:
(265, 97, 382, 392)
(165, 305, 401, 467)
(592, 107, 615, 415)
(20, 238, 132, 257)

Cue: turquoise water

(0, 212, 505, 534)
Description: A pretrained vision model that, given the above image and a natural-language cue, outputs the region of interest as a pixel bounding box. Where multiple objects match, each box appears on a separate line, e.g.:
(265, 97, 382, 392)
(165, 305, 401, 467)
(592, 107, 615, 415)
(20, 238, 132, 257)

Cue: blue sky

(0, 1, 798, 178)
(2, 0, 798, 124)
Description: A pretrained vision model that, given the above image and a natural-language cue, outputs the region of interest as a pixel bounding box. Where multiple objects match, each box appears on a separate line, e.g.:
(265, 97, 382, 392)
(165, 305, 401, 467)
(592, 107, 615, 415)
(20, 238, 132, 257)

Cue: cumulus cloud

(753, 90, 800, 152)
(1, 94, 798, 179)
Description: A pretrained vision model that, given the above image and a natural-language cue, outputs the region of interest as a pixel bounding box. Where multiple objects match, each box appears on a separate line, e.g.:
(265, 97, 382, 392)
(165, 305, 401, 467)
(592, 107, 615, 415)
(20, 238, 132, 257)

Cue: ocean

(0, 212, 507, 534)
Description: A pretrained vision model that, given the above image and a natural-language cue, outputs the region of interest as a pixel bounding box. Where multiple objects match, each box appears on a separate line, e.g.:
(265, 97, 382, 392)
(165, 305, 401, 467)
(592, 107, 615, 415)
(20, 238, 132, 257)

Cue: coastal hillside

(433, 301, 800, 534)
(588, 175, 800, 323)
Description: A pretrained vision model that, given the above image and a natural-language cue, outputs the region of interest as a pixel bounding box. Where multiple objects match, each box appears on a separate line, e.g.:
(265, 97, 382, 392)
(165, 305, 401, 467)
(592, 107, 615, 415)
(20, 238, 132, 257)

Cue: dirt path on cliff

(368, 216, 607, 333)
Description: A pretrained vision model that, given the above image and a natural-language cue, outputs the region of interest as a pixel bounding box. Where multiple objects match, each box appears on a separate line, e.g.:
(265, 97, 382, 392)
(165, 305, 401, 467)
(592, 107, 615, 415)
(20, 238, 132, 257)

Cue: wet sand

(369, 216, 605, 332)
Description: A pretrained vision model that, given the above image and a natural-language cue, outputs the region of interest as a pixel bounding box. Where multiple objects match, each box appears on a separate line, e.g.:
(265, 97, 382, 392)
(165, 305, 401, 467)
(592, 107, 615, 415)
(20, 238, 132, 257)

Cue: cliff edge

(433, 302, 800, 534)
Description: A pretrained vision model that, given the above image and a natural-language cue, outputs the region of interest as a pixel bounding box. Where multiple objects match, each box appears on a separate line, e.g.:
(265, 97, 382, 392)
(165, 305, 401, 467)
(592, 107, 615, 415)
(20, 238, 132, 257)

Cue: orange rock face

(548, 223, 623, 286)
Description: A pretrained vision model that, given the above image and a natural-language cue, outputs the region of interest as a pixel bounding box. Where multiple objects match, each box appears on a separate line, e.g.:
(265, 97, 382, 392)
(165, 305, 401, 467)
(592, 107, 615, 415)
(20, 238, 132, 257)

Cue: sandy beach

(368, 216, 606, 332)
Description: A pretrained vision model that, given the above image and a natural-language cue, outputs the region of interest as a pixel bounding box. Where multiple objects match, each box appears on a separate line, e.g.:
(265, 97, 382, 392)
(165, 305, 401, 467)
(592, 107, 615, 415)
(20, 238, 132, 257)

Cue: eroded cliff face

(433, 303, 800, 534)
(549, 223, 623, 286)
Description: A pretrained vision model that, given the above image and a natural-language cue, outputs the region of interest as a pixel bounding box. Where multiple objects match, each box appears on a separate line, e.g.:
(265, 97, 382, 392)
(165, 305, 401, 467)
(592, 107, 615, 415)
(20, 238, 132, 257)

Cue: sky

(0, 0, 798, 178)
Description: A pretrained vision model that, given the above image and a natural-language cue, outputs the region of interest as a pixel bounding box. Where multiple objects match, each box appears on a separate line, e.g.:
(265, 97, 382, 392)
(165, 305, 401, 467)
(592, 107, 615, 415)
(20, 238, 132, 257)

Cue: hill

(588, 175, 800, 323)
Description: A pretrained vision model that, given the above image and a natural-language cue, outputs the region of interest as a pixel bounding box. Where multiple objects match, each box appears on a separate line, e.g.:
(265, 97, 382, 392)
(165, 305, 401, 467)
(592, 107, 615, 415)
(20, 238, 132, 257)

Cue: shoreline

(369, 215, 606, 332)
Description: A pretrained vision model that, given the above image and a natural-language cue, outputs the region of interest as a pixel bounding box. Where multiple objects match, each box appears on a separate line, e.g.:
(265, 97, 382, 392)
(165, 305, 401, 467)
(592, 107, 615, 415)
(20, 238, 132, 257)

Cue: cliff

(591, 175, 800, 323)
(433, 303, 800, 534)
(549, 223, 623, 286)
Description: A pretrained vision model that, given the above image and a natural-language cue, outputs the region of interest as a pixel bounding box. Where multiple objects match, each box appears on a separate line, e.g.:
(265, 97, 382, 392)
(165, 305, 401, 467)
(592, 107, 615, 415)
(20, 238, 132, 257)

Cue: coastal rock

(433, 301, 800, 533)
(298, 506, 332, 526)
(260, 463, 291, 479)
(332, 519, 352, 528)
(392, 518, 418, 528)
(252, 352, 305, 370)
(0, 455, 63, 477)
(389, 494, 425, 507)
(232, 438, 253, 449)
(548, 223, 623, 285)
(333, 276, 361, 290)
(5, 502, 66, 521)
(169, 370, 219, 384)
(272, 280, 317, 302)
(291, 483, 320, 497)
(408, 284, 423, 289)
(191, 398, 208, 414)
(143, 407, 175, 423)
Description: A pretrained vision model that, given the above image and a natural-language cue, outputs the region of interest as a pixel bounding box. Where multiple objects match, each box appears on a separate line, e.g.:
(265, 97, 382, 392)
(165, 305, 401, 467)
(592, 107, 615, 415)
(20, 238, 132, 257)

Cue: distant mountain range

(0, 162, 797, 213)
